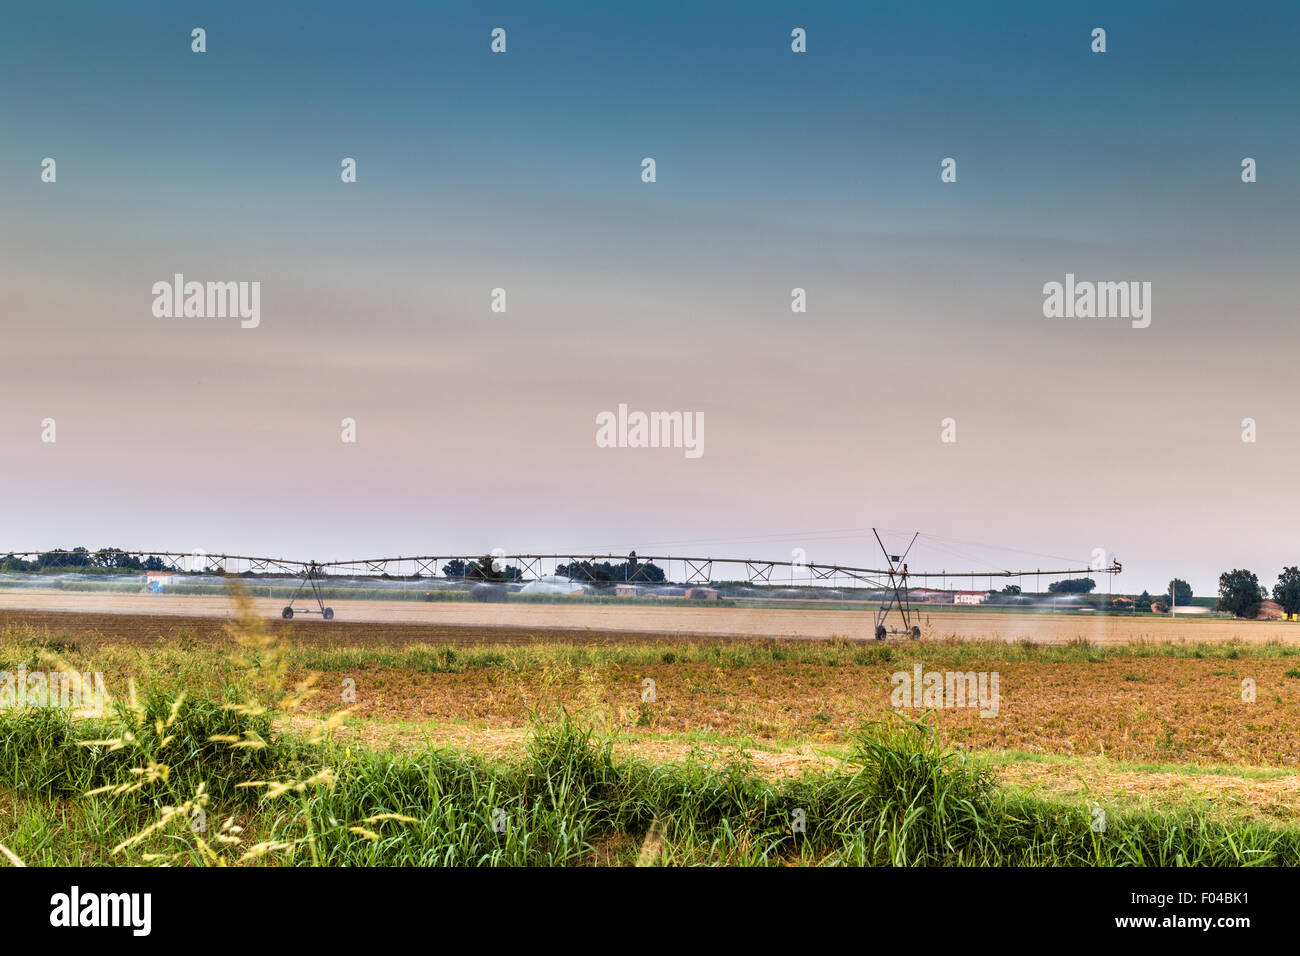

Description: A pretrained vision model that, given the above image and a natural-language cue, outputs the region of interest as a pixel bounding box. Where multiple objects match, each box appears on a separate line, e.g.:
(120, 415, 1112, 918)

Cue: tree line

(0, 548, 178, 572)
(1218, 567, 1300, 619)
(553, 556, 666, 583)
(437, 555, 666, 584)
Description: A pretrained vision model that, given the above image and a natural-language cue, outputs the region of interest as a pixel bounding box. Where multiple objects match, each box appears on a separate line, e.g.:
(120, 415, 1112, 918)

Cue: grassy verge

(2, 696, 1297, 867)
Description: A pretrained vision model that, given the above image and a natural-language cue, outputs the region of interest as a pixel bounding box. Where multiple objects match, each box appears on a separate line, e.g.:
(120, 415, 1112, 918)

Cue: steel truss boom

(0, 550, 308, 574)
(312, 554, 1119, 581)
(0, 549, 1121, 582)
(1, 541, 1122, 637)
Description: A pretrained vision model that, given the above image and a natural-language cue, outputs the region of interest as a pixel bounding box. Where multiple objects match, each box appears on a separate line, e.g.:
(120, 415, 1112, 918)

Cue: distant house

(953, 590, 987, 606)
(684, 587, 719, 601)
(615, 584, 639, 597)
(144, 571, 179, 591)
(1257, 600, 1287, 621)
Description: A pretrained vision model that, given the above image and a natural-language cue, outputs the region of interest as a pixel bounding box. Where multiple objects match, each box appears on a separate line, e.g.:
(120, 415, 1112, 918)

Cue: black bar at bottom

(0, 866, 1274, 943)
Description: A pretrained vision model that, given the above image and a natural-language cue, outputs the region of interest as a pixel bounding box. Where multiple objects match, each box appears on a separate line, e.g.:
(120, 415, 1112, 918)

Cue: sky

(0, 0, 1297, 595)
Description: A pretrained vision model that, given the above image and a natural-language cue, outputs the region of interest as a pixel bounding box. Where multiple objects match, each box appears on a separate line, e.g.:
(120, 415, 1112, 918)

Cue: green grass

(2, 697, 1298, 867)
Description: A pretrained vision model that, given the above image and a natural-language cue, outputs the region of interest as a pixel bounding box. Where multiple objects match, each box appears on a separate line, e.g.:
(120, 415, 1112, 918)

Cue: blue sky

(0, 1, 1296, 593)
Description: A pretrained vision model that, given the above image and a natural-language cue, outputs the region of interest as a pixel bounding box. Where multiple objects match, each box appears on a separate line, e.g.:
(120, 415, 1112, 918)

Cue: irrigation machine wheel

(323, 607, 334, 621)
(875, 625, 887, 641)
(911, 626, 921, 640)
(281, 606, 294, 620)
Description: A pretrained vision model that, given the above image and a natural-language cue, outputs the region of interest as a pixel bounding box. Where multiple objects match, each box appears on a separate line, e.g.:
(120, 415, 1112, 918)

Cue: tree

(38, 547, 90, 568)
(1217, 569, 1264, 619)
(95, 547, 142, 570)
(468, 555, 502, 581)
(555, 559, 665, 584)
(1047, 577, 1096, 594)
(627, 560, 665, 583)
(1167, 579, 1192, 608)
(1273, 566, 1300, 617)
(1136, 590, 1152, 612)
(442, 559, 471, 579)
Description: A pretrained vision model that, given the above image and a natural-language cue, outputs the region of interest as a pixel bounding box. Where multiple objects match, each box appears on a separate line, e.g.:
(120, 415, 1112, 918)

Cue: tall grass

(2, 702, 1297, 867)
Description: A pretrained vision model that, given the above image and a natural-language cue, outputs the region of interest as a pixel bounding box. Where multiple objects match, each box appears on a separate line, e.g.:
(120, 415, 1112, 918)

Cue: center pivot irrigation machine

(2, 531, 1122, 640)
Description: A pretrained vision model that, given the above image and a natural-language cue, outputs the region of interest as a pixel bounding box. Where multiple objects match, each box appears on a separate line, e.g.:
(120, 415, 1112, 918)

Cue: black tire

(281, 606, 294, 620)
(323, 607, 334, 621)
(911, 626, 921, 640)
(875, 625, 887, 641)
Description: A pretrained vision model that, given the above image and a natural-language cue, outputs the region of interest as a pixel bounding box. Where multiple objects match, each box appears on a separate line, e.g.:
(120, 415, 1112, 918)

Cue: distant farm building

(904, 588, 987, 605)
(614, 584, 639, 597)
(684, 587, 719, 600)
(144, 571, 180, 589)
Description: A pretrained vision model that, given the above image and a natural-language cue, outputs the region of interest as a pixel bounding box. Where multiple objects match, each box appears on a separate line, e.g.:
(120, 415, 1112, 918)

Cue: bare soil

(0, 590, 1294, 644)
